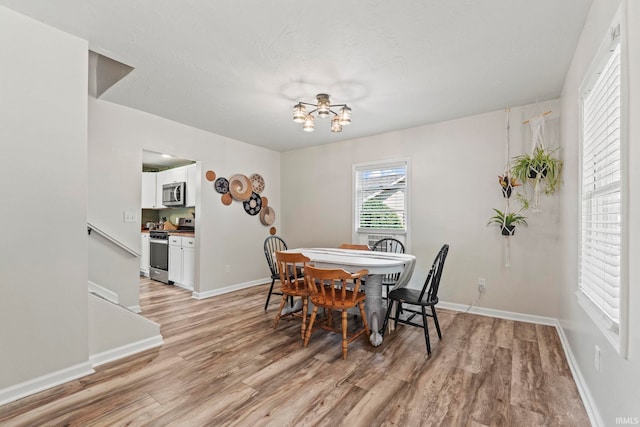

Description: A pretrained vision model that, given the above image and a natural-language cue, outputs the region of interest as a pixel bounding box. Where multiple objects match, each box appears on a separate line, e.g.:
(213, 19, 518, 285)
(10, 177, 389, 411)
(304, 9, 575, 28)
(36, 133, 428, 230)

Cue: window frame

(577, 7, 629, 357)
(352, 158, 410, 241)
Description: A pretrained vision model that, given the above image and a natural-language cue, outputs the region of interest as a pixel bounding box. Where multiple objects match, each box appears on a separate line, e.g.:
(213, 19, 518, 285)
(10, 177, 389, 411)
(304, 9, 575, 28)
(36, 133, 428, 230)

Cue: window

(578, 22, 626, 352)
(354, 160, 408, 233)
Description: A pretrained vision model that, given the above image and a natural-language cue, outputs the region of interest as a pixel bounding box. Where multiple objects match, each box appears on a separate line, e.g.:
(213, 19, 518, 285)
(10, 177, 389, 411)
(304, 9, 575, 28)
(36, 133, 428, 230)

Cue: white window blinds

(579, 40, 622, 327)
(355, 161, 407, 231)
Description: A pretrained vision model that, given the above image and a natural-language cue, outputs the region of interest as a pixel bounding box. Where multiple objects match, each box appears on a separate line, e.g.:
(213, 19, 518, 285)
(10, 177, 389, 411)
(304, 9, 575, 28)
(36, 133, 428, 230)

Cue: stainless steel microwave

(162, 182, 186, 207)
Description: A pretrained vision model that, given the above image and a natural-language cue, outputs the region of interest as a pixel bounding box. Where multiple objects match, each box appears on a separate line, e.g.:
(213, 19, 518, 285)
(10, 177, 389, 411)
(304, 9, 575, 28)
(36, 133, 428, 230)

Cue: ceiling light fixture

(292, 93, 352, 133)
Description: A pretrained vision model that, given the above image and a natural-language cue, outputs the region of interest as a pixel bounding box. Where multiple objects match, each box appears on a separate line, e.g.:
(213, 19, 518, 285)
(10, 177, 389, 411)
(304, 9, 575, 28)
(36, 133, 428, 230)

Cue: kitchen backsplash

(142, 208, 195, 228)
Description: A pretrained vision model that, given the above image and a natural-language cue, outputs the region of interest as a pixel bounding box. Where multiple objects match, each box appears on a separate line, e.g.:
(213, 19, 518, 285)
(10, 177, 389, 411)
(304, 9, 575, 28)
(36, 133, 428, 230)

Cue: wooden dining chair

(371, 237, 405, 298)
(303, 265, 370, 360)
(338, 243, 370, 250)
(273, 251, 312, 340)
(263, 236, 293, 310)
(381, 244, 449, 355)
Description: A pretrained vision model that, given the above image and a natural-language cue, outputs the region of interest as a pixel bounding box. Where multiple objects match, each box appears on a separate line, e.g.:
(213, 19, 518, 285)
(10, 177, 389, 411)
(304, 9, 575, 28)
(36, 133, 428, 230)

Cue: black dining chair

(371, 237, 405, 298)
(263, 235, 294, 311)
(381, 244, 449, 355)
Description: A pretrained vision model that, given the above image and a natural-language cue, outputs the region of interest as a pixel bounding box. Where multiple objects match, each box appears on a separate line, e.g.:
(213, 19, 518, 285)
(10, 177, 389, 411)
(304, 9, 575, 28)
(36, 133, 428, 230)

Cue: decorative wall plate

(250, 173, 265, 194)
(205, 170, 216, 182)
(243, 191, 262, 215)
(221, 193, 232, 205)
(214, 177, 229, 194)
(229, 174, 253, 201)
(260, 206, 275, 225)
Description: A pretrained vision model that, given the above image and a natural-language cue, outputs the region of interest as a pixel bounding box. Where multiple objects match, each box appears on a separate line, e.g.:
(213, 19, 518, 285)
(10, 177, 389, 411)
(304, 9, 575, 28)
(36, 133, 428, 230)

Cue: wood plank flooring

(0, 278, 590, 426)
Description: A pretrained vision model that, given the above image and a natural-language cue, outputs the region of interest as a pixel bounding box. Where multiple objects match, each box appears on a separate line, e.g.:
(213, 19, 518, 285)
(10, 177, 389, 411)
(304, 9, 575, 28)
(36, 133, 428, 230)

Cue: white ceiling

(1, 0, 593, 152)
(142, 150, 194, 170)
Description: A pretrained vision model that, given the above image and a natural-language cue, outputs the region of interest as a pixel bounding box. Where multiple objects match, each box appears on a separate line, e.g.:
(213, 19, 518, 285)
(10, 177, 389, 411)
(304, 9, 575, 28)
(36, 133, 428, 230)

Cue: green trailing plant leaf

(511, 146, 562, 195)
(487, 208, 527, 236)
(516, 192, 530, 211)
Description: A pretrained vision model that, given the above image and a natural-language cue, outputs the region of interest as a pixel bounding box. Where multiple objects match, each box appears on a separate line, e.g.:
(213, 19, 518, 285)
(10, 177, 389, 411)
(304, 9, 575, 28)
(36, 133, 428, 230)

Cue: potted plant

(487, 208, 527, 236)
(511, 146, 562, 195)
(498, 174, 521, 198)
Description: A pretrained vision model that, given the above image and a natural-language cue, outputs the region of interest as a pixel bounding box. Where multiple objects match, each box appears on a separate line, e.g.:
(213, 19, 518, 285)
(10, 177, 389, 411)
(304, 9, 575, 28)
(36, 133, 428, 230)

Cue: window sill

(357, 229, 407, 235)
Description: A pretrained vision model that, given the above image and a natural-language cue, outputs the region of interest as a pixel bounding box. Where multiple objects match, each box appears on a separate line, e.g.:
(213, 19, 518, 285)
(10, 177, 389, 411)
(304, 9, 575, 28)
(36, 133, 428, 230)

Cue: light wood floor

(0, 278, 590, 426)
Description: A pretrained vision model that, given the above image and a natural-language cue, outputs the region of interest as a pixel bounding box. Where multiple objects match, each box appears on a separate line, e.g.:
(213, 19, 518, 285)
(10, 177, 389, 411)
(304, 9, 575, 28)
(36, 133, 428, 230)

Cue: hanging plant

(511, 146, 562, 195)
(498, 174, 521, 198)
(487, 208, 527, 236)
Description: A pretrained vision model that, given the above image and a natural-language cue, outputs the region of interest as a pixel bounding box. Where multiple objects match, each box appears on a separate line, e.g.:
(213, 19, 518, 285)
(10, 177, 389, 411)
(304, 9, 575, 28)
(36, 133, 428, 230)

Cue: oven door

(149, 239, 168, 270)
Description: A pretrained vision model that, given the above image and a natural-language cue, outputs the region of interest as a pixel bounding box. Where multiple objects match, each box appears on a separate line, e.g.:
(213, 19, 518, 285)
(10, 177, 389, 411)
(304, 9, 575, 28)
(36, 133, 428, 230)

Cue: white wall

(88, 295, 160, 358)
(88, 234, 140, 310)
(0, 7, 90, 388)
(88, 97, 281, 296)
(559, 0, 640, 424)
(282, 100, 562, 318)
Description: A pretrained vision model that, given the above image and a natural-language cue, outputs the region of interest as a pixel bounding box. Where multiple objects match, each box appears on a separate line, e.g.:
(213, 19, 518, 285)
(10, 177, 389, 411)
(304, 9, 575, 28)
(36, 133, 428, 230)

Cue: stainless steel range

(149, 230, 169, 284)
(148, 218, 195, 284)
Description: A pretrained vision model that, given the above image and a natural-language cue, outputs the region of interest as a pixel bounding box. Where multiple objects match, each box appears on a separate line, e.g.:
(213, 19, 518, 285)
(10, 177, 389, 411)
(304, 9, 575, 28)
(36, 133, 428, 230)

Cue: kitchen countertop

(141, 229, 195, 238)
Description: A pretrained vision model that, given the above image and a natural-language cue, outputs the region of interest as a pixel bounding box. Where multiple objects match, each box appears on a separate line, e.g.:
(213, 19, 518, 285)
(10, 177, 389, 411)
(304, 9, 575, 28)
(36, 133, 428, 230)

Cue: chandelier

(292, 93, 352, 133)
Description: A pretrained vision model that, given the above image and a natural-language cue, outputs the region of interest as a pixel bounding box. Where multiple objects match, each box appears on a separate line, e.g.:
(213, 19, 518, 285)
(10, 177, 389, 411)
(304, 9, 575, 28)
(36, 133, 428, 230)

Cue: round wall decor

(243, 192, 262, 215)
(250, 173, 265, 194)
(205, 170, 217, 182)
(269, 227, 277, 235)
(214, 177, 229, 194)
(260, 206, 275, 225)
(221, 193, 232, 205)
(229, 174, 253, 201)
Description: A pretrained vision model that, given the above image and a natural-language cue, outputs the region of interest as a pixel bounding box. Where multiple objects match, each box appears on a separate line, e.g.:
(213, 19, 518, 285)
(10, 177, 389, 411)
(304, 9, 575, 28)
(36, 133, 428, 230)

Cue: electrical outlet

(478, 278, 486, 293)
(225, 265, 231, 273)
(594, 345, 601, 372)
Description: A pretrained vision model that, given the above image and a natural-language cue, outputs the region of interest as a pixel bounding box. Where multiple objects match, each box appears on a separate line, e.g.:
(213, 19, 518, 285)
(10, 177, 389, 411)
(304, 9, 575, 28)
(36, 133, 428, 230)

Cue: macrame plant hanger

(503, 108, 512, 268)
(523, 107, 551, 211)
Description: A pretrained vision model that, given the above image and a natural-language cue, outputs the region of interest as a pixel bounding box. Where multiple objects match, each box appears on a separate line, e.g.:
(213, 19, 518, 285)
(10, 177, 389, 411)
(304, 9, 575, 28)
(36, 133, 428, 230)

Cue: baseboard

(438, 301, 557, 326)
(89, 335, 164, 368)
(192, 278, 268, 300)
(439, 300, 601, 426)
(88, 280, 119, 304)
(0, 362, 94, 407)
(554, 321, 604, 427)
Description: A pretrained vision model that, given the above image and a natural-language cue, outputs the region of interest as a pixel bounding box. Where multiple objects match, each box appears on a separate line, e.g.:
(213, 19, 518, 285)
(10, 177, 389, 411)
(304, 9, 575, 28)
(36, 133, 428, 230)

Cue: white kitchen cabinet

(156, 167, 188, 207)
(168, 235, 195, 290)
(142, 172, 157, 208)
(185, 163, 197, 207)
(182, 243, 195, 288)
(140, 233, 150, 276)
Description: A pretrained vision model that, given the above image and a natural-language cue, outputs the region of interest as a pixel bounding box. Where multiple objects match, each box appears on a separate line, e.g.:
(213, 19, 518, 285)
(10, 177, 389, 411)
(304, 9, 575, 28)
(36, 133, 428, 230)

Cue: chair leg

(358, 302, 370, 336)
(432, 306, 442, 339)
(341, 310, 348, 360)
(273, 293, 289, 329)
(300, 297, 308, 341)
(304, 306, 318, 347)
(394, 302, 402, 330)
(381, 300, 394, 337)
(264, 278, 277, 310)
(421, 306, 432, 355)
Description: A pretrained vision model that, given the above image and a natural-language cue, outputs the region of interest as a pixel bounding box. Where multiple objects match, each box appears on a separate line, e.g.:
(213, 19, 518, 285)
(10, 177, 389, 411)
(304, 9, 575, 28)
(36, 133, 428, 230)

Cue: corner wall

(88, 98, 281, 296)
(282, 100, 562, 318)
(0, 7, 90, 389)
(559, 0, 640, 425)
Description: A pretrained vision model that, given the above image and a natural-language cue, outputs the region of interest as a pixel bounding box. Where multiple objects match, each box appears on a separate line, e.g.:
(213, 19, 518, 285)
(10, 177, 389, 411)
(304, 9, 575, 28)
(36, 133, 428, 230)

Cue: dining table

(283, 247, 416, 346)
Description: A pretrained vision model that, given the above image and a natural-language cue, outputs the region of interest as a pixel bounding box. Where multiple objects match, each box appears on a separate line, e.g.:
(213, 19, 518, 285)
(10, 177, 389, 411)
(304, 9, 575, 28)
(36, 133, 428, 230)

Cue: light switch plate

(124, 210, 136, 223)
